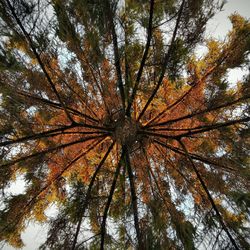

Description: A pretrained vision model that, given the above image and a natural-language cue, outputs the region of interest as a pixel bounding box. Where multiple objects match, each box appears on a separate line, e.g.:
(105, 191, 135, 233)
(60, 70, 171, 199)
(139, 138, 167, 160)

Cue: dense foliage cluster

(0, 0, 250, 249)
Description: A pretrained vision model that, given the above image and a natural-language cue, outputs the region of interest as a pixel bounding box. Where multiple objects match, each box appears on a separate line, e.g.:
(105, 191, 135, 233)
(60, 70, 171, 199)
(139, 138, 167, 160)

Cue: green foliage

(0, 0, 249, 249)
(175, 221, 196, 250)
(230, 191, 250, 212)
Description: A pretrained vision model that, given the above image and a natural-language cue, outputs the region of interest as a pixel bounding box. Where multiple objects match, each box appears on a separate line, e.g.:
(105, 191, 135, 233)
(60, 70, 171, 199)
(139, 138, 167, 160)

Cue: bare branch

(100, 151, 123, 249)
(1, 137, 106, 237)
(124, 147, 143, 249)
(71, 141, 115, 249)
(104, 0, 125, 111)
(154, 139, 237, 173)
(145, 116, 249, 135)
(126, 0, 155, 116)
(16, 90, 98, 124)
(137, 0, 186, 121)
(5, 0, 75, 123)
(1, 134, 107, 168)
(148, 95, 250, 128)
(178, 139, 240, 250)
(0, 123, 78, 147)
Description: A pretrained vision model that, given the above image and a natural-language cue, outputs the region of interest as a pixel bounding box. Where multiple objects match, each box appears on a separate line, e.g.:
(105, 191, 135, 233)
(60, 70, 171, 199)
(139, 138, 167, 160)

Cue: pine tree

(0, 0, 249, 249)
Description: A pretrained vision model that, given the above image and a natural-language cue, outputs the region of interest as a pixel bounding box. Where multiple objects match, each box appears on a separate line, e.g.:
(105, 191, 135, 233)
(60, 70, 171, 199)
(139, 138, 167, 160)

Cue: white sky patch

(2, 222, 47, 250)
(58, 47, 73, 69)
(21, 223, 48, 250)
(206, 0, 250, 40)
(226, 67, 249, 85)
(0, 176, 26, 211)
(2, 223, 48, 250)
(195, 44, 208, 58)
(4, 175, 27, 196)
(26, 106, 37, 116)
(44, 203, 59, 219)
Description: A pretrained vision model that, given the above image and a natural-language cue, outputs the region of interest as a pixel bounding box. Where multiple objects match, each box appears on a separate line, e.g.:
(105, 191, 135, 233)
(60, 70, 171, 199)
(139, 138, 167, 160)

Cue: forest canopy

(0, 0, 250, 249)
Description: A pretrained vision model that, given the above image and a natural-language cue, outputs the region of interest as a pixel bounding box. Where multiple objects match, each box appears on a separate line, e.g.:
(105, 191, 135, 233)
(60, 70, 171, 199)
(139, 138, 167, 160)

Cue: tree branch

(71, 141, 115, 250)
(145, 116, 249, 135)
(148, 95, 250, 128)
(105, 0, 125, 111)
(175, 116, 249, 138)
(76, 233, 101, 249)
(126, 0, 155, 116)
(1, 137, 106, 237)
(16, 90, 99, 123)
(0, 124, 78, 147)
(139, 130, 175, 139)
(100, 151, 124, 249)
(154, 139, 237, 173)
(137, 0, 186, 121)
(178, 139, 240, 250)
(145, 84, 195, 127)
(1, 134, 107, 168)
(5, 0, 75, 124)
(124, 147, 143, 249)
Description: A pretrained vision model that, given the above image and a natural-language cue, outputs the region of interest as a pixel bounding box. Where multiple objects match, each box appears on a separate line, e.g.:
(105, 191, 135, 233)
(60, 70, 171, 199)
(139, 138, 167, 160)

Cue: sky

(207, 0, 250, 39)
(2, 0, 250, 249)
(206, 0, 250, 84)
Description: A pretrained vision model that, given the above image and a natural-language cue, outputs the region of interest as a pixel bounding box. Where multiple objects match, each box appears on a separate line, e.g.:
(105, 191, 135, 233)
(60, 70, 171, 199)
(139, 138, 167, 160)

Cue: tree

(0, 0, 249, 249)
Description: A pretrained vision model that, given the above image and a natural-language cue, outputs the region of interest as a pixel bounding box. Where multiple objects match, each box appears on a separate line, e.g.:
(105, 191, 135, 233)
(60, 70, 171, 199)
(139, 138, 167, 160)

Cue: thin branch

(80, 55, 111, 116)
(76, 233, 101, 248)
(153, 142, 202, 187)
(124, 147, 143, 249)
(96, 65, 114, 116)
(148, 95, 250, 128)
(144, 52, 228, 127)
(1, 134, 107, 168)
(77, 122, 114, 132)
(100, 151, 123, 250)
(152, 11, 179, 29)
(145, 84, 195, 127)
(17, 91, 98, 123)
(105, 0, 125, 111)
(178, 139, 240, 250)
(0, 124, 78, 147)
(5, 0, 74, 123)
(46, 63, 100, 121)
(137, 0, 186, 121)
(139, 130, 175, 139)
(142, 146, 171, 208)
(173, 116, 250, 138)
(1, 137, 106, 236)
(145, 116, 249, 134)
(126, 0, 155, 116)
(154, 139, 237, 173)
(59, 131, 107, 135)
(146, 157, 173, 216)
(212, 229, 223, 250)
(71, 141, 115, 250)
(16, 92, 112, 130)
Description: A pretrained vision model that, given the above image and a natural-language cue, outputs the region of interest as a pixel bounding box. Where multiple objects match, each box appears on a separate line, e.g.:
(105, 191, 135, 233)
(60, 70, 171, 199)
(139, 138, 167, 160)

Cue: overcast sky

(207, 0, 250, 38)
(2, 0, 250, 249)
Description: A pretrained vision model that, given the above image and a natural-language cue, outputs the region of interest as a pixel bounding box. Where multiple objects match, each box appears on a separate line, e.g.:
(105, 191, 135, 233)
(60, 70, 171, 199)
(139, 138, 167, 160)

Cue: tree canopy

(0, 0, 250, 249)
